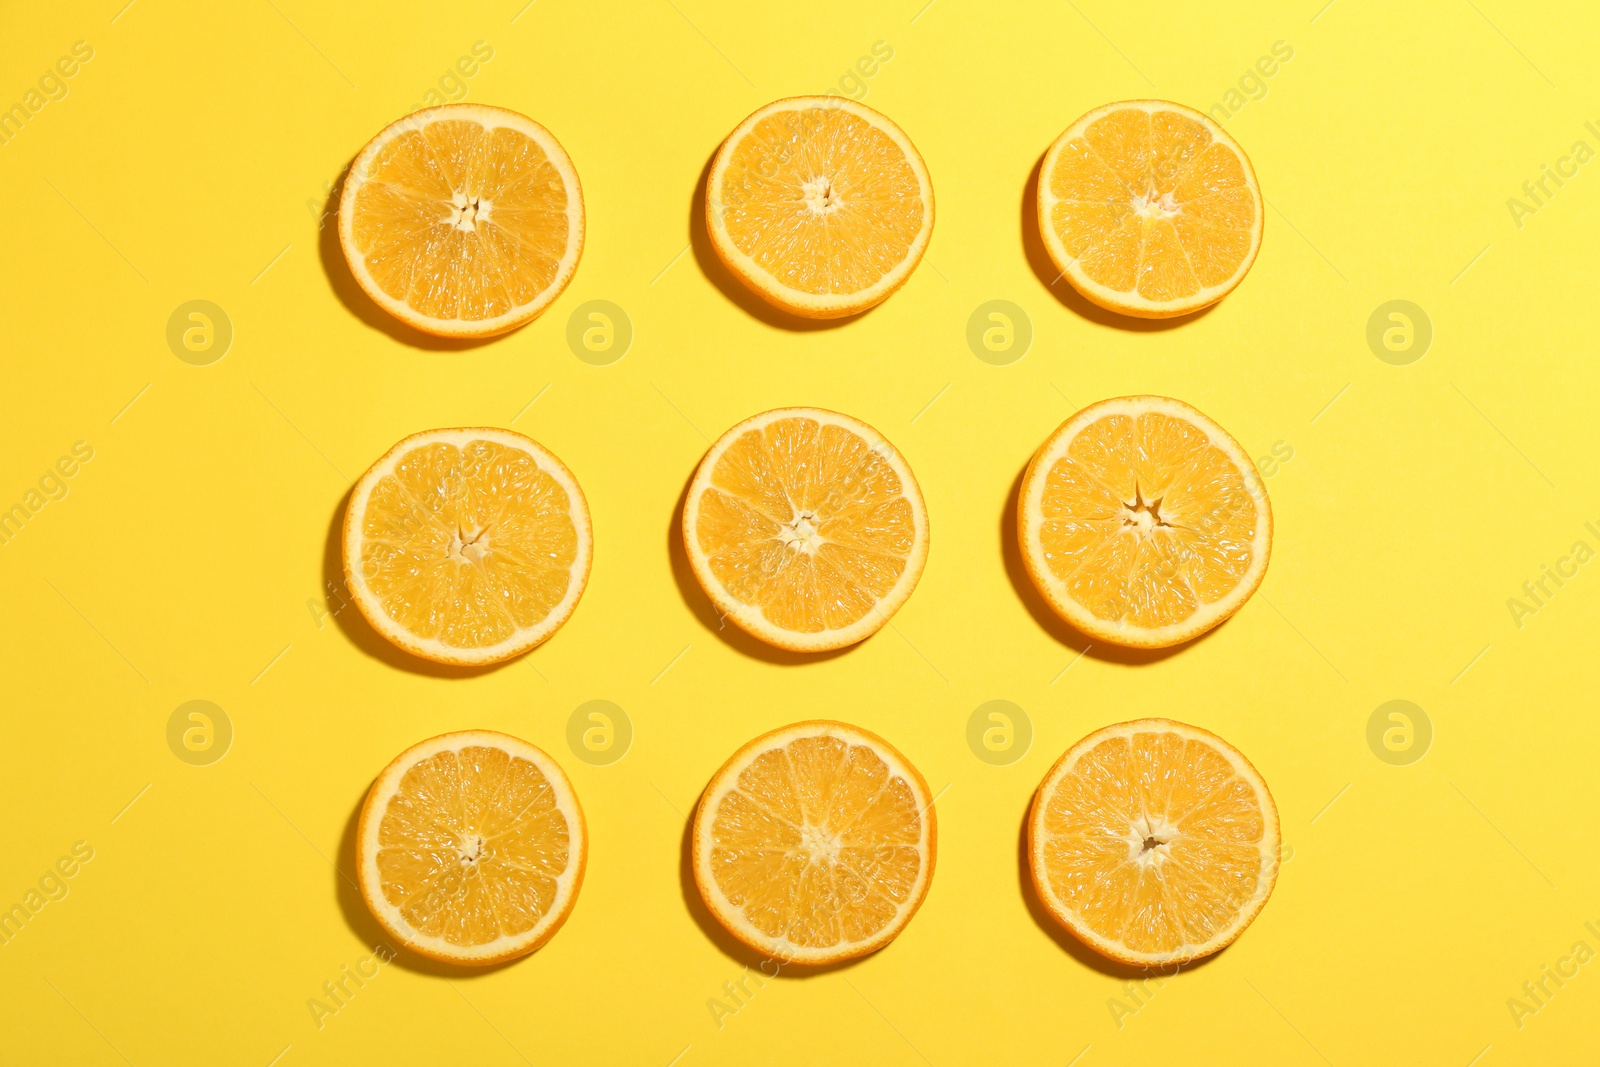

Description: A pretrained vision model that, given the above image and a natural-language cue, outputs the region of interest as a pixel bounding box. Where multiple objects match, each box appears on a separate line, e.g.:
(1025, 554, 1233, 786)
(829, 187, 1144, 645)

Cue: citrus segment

(339, 104, 584, 337)
(707, 97, 934, 318)
(1019, 396, 1270, 648)
(1028, 718, 1278, 966)
(692, 721, 936, 964)
(343, 427, 592, 665)
(683, 408, 928, 652)
(357, 730, 586, 965)
(1038, 100, 1261, 318)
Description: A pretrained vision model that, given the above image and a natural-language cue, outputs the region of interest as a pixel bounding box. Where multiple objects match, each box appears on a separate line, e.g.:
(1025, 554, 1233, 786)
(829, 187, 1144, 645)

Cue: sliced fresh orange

(338, 103, 584, 338)
(1038, 100, 1262, 318)
(1028, 718, 1279, 966)
(357, 730, 586, 965)
(692, 721, 936, 964)
(706, 97, 934, 318)
(1018, 396, 1270, 648)
(343, 427, 592, 665)
(683, 407, 928, 652)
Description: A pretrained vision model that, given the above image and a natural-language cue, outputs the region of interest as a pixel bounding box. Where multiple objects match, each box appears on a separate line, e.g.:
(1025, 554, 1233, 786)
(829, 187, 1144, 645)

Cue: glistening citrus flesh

(357, 730, 586, 965)
(1019, 396, 1270, 648)
(1038, 100, 1262, 318)
(338, 103, 584, 337)
(343, 428, 592, 665)
(682, 408, 928, 652)
(1028, 718, 1279, 966)
(692, 721, 936, 964)
(707, 97, 934, 318)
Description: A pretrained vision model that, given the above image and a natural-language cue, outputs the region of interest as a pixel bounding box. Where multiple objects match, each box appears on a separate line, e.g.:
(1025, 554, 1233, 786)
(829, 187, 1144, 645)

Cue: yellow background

(2, 0, 1597, 1063)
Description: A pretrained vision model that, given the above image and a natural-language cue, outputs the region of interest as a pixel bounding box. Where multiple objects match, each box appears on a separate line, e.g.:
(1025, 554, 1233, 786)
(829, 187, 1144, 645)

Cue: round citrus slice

(357, 730, 586, 965)
(683, 407, 929, 652)
(338, 103, 584, 338)
(1038, 100, 1262, 318)
(692, 721, 936, 965)
(343, 427, 592, 665)
(706, 97, 934, 318)
(1028, 718, 1279, 966)
(1018, 396, 1270, 649)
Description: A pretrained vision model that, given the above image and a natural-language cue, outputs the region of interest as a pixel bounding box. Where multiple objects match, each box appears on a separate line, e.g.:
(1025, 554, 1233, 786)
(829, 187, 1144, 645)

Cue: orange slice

(1038, 100, 1262, 318)
(1028, 718, 1279, 966)
(706, 97, 934, 318)
(1018, 396, 1270, 648)
(357, 730, 586, 965)
(692, 721, 936, 964)
(338, 103, 584, 338)
(343, 427, 592, 665)
(682, 407, 929, 652)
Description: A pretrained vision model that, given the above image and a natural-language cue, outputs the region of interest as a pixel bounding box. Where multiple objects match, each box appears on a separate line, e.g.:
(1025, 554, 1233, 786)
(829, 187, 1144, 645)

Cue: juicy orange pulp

(350, 118, 572, 322)
(1037, 410, 1260, 629)
(719, 105, 925, 296)
(359, 439, 579, 649)
(1048, 106, 1255, 305)
(693, 416, 916, 633)
(1035, 726, 1271, 958)
(707, 733, 925, 950)
(374, 744, 571, 947)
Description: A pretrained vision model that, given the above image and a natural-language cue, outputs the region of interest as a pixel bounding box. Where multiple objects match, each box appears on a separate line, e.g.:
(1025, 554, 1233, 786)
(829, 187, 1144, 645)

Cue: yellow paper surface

(1, 1, 1596, 1063)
